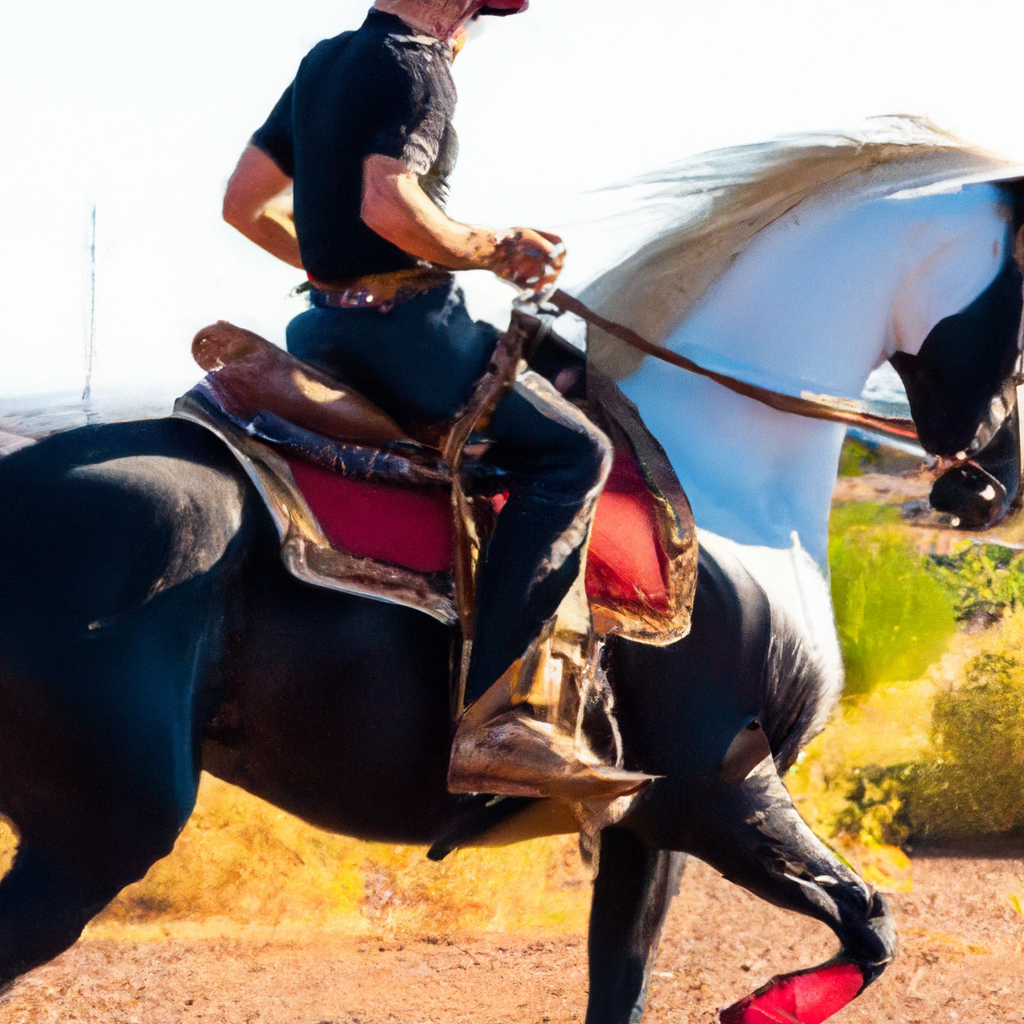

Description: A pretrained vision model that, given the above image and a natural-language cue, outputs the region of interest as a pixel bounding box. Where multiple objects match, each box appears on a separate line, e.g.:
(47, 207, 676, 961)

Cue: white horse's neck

(616, 184, 1012, 569)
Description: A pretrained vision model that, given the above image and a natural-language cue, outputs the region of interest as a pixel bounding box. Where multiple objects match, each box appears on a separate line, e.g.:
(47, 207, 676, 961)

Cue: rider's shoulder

(298, 18, 433, 79)
(294, 28, 395, 92)
(298, 30, 357, 71)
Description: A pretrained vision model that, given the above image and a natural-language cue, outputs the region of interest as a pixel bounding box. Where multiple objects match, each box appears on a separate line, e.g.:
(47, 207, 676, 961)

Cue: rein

(549, 289, 920, 444)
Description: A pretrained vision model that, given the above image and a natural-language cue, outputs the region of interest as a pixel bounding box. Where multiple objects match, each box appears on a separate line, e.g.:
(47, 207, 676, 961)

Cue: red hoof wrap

(718, 962, 865, 1024)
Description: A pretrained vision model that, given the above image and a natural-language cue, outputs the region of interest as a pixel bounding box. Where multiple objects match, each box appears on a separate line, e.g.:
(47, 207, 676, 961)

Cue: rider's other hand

(490, 228, 566, 293)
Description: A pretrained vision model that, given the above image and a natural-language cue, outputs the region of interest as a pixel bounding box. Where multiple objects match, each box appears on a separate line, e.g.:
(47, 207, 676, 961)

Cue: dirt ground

(2, 854, 1022, 1024)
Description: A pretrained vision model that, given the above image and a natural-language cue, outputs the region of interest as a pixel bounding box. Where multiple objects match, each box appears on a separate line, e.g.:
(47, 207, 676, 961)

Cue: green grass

(822, 645, 1024, 845)
(837, 437, 881, 477)
(829, 503, 958, 695)
(927, 543, 1024, 624)
(793, 504, 1024, 847)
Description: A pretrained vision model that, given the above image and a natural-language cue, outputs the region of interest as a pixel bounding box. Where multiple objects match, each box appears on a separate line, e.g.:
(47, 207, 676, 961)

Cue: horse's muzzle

(929, 460, 1008, 530)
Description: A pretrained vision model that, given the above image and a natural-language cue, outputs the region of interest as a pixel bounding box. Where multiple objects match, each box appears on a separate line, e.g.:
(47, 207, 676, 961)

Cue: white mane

(582, 115, 1020, 380)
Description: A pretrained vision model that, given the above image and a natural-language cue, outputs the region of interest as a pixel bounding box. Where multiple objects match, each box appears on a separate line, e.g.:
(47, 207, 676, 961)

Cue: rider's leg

(287, 287, 650, 804)
(285, 281, 494, 425)
(450, 372, 655, 806)
(462, 371, 611, 706)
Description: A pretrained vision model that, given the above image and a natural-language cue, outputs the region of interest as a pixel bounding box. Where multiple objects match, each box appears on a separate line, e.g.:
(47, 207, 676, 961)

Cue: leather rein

(549, 289, 921, 444)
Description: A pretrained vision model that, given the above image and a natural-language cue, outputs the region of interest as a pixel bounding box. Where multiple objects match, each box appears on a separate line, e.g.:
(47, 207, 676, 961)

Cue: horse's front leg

(585, 828, 686, 1024)
(685, 756, 896, 1024)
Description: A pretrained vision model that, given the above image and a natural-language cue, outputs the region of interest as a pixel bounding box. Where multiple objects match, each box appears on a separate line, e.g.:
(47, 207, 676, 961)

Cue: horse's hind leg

(0, 420, 246, 989)
(0, 844, 115, 987)
(0, 594, 221, 990)
(0, 662, 203, 989)
(0, 787, 196, 991)
(0, 797, 191, 992)
(585, 829, 686, 1024)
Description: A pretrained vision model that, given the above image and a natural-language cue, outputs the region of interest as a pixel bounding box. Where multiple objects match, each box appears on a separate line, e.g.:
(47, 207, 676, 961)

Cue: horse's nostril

(929, 463, 1006, 530)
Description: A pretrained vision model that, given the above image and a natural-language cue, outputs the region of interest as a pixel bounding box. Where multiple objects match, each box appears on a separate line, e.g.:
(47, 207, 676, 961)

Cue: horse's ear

(719, 718, 772, 783)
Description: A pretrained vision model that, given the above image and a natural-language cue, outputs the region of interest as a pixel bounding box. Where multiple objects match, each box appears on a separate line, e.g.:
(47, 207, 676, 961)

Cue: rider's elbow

(223, 144, 292, 233)
(222, 188, 251, 231)
(359, 191, 388, 238)
(361, 154, 414, 242)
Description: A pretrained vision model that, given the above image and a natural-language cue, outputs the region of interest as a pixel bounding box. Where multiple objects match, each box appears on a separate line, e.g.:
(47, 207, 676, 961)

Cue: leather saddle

(174, 318, 698, 646)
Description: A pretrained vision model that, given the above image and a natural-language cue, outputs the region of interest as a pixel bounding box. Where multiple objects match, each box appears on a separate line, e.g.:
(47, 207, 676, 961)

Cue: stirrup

(447, 708, 655, 803)
(449, 602, 657, 835)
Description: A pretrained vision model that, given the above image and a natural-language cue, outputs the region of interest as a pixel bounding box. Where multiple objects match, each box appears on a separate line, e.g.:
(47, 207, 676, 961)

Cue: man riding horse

(222, 0, 651, 806)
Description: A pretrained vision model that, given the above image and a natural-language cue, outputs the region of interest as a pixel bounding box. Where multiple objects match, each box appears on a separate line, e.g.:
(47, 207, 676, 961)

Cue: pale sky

(3, 0, 1024, 400)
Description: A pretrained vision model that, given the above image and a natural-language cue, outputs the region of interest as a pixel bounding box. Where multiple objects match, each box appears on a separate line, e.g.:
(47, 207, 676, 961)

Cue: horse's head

(890, 220, 1024, 530)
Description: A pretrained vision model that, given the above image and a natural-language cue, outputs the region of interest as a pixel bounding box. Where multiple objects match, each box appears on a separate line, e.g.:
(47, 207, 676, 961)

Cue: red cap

(478, 0, 529, 15)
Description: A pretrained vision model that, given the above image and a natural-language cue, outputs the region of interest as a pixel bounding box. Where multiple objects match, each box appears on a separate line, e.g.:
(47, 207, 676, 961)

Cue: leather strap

(550, 289, 920, 443)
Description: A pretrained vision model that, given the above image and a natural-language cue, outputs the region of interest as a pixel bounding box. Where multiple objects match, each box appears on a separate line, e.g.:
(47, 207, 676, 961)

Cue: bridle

(545, 289, 1024, 503)
(547, 289, 922, 444)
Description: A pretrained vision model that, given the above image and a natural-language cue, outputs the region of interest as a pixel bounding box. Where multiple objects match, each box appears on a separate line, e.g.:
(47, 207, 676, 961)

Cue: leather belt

(310, 269, 453, 313)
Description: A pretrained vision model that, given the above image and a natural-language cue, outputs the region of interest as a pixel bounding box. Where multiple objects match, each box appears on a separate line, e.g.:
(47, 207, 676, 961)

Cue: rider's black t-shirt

(252, 10, 458, 282)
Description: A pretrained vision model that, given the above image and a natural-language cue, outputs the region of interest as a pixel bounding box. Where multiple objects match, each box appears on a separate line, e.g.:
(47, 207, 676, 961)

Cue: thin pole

(83, 204, 97, 403)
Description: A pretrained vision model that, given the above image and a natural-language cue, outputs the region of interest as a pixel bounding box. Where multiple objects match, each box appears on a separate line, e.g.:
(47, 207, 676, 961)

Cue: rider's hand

(488, 228, 566, 294)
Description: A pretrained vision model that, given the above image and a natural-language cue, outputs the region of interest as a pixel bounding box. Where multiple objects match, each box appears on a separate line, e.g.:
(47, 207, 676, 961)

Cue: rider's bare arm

(360, 153, 564, 291)
(223, 145, 304, 270)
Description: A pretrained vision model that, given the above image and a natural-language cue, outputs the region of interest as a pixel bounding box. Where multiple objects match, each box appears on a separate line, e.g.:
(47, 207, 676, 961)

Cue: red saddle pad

(288, 449, 669, 611)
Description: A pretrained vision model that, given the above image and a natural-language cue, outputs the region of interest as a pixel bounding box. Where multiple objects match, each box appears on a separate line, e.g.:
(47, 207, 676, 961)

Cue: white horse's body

(583, 123, 1019, 705)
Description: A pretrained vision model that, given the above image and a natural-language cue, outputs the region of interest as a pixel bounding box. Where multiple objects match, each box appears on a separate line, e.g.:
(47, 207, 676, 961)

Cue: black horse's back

(0, 418, 248, 625)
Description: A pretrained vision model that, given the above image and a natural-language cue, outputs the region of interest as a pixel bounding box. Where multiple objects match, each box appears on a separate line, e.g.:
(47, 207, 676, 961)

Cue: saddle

(174, 318, 698, 648)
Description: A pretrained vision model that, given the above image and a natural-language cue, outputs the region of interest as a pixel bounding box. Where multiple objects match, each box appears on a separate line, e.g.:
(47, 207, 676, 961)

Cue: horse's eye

(719, 719, 773, 783)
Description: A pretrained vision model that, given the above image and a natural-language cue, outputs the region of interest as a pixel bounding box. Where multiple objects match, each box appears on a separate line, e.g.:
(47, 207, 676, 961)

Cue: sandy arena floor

(1, 854, 1022, 1024)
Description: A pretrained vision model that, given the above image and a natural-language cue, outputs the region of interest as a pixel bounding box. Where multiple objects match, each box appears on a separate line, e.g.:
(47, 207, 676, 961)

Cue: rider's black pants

(286, 280, 610, 705)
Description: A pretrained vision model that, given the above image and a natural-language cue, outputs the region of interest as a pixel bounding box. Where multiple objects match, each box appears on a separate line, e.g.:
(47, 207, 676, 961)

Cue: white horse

(581, 115, 1024, 731)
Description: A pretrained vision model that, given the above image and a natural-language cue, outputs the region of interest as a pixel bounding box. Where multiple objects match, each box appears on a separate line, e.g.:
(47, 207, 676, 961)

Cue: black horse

(0, 258, 1018, 1023)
